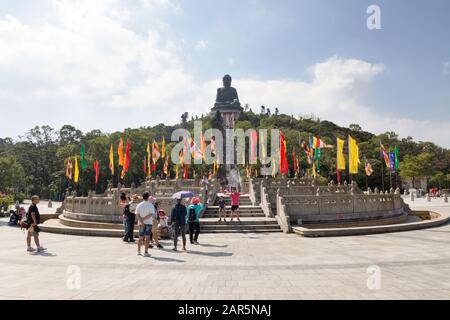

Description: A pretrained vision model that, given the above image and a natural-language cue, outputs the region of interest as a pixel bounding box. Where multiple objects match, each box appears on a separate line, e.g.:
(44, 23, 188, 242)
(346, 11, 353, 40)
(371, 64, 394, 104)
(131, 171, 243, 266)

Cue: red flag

(183, 164, 189, 179)
(250, 130, 258, 163)
(93, 160, 99, 185)
(279, 131, 289, 175)
(121, 141, 131, 179)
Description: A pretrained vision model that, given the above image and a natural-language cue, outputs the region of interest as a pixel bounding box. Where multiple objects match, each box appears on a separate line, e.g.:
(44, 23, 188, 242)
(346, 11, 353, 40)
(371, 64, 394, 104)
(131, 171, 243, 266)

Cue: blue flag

(389, 152, 396, 173)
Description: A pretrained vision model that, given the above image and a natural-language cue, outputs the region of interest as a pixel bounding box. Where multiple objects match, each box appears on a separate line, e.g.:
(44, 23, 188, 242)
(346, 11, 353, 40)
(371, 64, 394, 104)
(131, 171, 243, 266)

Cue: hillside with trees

(1, 108, 449, 202)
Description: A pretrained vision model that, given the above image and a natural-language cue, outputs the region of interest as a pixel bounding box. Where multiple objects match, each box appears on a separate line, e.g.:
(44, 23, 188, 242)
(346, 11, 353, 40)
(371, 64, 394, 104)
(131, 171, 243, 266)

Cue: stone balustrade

(276, 192, 405, 231)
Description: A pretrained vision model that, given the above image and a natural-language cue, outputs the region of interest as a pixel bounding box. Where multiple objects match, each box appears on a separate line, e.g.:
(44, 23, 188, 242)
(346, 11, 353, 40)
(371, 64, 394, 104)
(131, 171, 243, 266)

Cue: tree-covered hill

(1, 109, 449, 201)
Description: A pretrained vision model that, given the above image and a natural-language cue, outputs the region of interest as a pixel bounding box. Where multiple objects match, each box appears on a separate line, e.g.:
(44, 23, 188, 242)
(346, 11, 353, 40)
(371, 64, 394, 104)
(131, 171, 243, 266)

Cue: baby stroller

(157, 210, 173, 240)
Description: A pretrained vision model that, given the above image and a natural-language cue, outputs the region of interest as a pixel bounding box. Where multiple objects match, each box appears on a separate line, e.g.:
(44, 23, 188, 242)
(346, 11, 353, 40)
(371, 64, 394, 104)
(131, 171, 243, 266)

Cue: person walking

(25, 195, 46, 253)
(149, 197, 163, 249)
(170, 198, 187, 251)
(230, 188, 240, 222)
(123, 194, 138, 243)
(136, 192, 156, 257)
(187, 197, 204, 245)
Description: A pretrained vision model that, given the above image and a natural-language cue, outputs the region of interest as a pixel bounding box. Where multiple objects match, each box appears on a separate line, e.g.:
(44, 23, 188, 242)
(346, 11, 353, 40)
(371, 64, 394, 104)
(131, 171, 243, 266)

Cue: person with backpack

(25, 195, 46, 253)
(187, 197, 204, 245)
(123, 194, 138, 243)
(170, 198, 187, 251)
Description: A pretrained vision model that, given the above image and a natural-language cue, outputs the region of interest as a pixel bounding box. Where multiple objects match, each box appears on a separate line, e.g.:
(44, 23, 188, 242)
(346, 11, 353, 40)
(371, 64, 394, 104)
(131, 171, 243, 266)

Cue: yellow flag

(349, 135, 360, 174)
(161, 136, 166, 159)
(109, 144, 114, 176)
(337, 138, 346, 170)
(74, 156, 79, 183)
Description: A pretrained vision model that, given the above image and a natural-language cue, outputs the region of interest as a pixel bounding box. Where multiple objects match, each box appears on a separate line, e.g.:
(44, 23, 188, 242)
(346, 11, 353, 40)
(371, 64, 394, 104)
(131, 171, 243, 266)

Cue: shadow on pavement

(151, 256, 185, 263)
(187, 250, 232, 257)
(198, 243, 228, 248)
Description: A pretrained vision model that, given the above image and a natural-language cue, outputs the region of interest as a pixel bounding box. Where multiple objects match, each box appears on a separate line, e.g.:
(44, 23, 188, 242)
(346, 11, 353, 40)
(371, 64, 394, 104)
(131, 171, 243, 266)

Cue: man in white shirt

(136, 192, 156, 257)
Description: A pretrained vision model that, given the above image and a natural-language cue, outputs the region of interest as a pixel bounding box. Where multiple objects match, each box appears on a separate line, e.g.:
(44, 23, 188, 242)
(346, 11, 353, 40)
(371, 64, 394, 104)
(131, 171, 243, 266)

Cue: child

(218, 196, 226, 222)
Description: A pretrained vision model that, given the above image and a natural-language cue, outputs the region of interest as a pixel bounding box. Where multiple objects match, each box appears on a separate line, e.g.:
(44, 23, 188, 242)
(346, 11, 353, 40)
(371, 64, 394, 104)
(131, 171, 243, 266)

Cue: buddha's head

(222, 74, 232, 87)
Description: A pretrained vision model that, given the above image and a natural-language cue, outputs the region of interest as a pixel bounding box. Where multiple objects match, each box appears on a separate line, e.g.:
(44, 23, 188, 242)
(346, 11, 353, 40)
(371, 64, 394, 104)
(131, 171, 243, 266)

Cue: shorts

(231, 205, 239, 212)
(139, 225, 152, 237)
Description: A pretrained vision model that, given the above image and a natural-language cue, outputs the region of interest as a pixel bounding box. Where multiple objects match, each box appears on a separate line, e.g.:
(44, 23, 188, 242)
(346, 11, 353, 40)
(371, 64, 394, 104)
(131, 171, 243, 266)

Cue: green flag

(394, 146, 399, 171)
(80, 144, 87, 170)
(315, 148, 321, 172)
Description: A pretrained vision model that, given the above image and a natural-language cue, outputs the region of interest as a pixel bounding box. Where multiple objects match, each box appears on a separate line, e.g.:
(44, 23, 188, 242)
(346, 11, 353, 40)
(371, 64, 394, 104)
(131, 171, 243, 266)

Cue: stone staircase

(200, 194, 282, 233)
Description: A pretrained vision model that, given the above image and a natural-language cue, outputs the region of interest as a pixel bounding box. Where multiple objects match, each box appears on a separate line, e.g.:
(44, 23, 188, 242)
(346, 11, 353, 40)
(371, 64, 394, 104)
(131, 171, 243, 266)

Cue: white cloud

(0, 1, 449, 148)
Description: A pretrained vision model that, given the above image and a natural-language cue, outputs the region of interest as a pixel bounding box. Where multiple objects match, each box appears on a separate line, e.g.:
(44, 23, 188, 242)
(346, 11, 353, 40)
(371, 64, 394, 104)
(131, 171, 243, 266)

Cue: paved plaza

(1, 198, 450, 300)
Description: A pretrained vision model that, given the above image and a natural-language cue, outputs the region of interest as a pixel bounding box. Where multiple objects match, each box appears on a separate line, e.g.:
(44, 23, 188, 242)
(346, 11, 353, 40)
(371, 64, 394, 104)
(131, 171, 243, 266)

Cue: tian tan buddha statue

(214, 74, 242, 110)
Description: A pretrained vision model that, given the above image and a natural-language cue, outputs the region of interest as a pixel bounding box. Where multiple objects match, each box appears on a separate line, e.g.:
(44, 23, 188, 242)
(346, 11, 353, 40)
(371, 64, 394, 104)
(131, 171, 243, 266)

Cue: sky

(0, 0, 449, 146)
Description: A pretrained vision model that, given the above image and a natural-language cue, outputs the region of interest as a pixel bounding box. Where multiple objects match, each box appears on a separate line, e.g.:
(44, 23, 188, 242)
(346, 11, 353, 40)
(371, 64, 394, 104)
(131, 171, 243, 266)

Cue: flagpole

(381, 163, 385, 192)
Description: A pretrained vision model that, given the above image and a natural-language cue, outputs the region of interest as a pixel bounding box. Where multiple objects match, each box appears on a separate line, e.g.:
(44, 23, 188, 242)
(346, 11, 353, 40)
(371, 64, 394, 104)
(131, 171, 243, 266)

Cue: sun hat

(131, 194, 139, 201)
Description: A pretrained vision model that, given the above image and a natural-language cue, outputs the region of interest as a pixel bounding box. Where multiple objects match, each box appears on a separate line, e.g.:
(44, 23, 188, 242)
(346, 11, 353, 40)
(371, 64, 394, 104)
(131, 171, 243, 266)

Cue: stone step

(41, 217, 282, 236)
(203, 213, 266, 218)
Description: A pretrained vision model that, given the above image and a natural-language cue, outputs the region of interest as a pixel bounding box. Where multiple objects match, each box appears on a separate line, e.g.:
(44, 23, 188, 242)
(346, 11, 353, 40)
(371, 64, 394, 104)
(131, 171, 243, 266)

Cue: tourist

(201, 175, 210, 200)
(119, 192, 129, 241)
(170, 198, 187, 251)
(136, 192, 156, 257)
(230, 188, 240, 222)
(149, 196, 163, 249)
(25, 195, 46, 253)
(187, 197, 204, 245)
(218, 196, 226, 222)
(123, 194, 138, 243)
(158, 209, 170, 239)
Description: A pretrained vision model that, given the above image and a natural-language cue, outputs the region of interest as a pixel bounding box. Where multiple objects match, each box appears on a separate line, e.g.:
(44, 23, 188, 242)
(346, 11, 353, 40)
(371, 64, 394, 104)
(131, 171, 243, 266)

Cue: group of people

(119, 191, 205, 257)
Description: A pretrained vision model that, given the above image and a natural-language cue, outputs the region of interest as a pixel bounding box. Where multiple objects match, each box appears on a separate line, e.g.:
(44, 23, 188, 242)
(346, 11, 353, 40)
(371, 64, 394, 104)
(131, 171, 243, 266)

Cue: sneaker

(129, 239, 136, 243)
(27, 247, 36, 252)
(149, 244, 154, 249)
(183, 247, 187, 251)
(144, 252, 151, 257)
(137, 252, 142, 256)
(37, 247, 47, 252)
(173, 247, 177, 252)
(194, 241, 199, 245)
(157, 244, 164, 249)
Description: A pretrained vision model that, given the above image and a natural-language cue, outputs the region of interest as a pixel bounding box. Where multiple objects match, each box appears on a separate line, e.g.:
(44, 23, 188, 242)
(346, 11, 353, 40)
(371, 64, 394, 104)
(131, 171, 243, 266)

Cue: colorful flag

(80, 144, 87, 170)
(118, 138, 125, 167)
(152, 140, 160, 171)
(146, 143, 151, 177)
(121, 141, 131, 179)
(260, 131, 267, 159)
(380, 142, 390, 168)
(389, 151, 396, 173)
(365, 160, 374, 176)
(74, 156, 79, 183)
(109, 144, 114, 176)
(315, 148, 322, 173)
(175, 165, 179, 179)
(250, 130, 258, 163)
(183, 164, 189, 179)
(161, 136, 166, 159)
(163, 156, 169, 175)
(201, 133, 207, 159)
(94, 159, 99, 184)
(279, 131, 289, 175)
(348, 135, 360, 174)
(66, 159, 72, 179)
(336, 138, 346, 170)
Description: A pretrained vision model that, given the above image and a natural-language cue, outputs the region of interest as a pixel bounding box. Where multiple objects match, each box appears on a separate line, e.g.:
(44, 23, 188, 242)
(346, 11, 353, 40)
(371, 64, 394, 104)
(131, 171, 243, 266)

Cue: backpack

(123, 204, 131, 217)
(188, 207, 197, 222)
